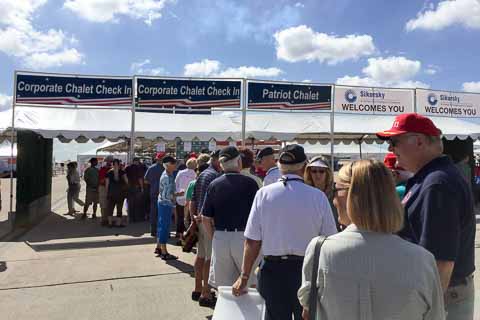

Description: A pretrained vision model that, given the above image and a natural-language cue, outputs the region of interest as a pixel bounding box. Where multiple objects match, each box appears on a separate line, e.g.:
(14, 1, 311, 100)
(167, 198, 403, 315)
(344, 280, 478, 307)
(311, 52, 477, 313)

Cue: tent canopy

(5, 106, 480, 144)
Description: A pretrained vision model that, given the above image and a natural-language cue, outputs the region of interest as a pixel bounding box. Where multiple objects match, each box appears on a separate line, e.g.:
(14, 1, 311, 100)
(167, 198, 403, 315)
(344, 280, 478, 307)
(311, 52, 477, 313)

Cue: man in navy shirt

(203, 146, 259, 291)
(377, 113, 475, 320)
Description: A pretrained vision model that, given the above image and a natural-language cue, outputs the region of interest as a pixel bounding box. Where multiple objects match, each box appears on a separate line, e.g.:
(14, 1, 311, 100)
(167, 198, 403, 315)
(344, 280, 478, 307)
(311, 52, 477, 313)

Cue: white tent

(5, 106, 480, 144)
(300, 142, 389, 160)
(76, 141, 127, 175)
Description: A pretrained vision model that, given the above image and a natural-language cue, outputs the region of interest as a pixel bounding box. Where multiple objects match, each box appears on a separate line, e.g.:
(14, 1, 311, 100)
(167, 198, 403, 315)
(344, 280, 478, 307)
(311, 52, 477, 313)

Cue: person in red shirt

(98, 156, 113, 226)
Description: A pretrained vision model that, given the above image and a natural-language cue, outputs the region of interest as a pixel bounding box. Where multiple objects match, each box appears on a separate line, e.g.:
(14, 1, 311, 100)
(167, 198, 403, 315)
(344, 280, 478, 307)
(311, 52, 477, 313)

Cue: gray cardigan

(298, 224, 446, 320)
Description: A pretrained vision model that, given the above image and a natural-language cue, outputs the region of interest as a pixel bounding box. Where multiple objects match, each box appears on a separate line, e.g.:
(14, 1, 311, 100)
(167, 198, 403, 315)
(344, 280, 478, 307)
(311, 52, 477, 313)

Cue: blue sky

(1, 0, 480, 112)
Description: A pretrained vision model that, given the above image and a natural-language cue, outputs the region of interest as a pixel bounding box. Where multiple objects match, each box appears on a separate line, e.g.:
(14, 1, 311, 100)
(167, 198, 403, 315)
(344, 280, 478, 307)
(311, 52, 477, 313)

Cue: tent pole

(330, 85, 335, 170)
(241, 79, 247, 147)
(359, 139, 363, 159)
(129, 78, 137, 163)
(9, 71, 17, 219)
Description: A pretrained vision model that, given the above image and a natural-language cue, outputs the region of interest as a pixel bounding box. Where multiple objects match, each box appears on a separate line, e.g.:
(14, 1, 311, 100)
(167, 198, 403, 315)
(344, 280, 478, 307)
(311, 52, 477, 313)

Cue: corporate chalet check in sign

(334, 86, 414, 115)
(136, 77, 241, 111)
(247, 81, 331, 111)
(416, 89, 480, 118)
(15, 72, 133, 106)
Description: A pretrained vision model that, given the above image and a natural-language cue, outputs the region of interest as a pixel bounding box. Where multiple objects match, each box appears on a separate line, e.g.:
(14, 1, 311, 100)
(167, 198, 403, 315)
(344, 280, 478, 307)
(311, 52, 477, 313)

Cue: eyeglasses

(310, 168, 327, 174)
(332, 182, 349, 194)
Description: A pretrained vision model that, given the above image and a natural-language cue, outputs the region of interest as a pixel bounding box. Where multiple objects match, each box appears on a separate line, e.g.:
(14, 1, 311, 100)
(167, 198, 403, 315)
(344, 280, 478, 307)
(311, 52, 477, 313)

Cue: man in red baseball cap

(377, 113, 475, 318)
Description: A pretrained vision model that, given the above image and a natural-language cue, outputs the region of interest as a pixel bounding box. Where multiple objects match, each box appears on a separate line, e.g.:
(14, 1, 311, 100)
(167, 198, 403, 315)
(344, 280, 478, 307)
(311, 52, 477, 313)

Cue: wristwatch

(240, 272, 249, 280)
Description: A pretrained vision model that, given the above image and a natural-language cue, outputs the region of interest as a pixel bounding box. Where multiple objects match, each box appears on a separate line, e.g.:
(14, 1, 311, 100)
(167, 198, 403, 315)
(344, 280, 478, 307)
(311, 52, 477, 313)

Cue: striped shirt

(192, 165, 220, 214)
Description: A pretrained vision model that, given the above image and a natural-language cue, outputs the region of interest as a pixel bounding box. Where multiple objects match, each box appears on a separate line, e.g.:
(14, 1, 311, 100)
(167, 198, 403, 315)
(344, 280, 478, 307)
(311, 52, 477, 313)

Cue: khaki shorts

(85, 188, 99, 205)
(196, 223, 212, 259)
(208, 231, 258, 288)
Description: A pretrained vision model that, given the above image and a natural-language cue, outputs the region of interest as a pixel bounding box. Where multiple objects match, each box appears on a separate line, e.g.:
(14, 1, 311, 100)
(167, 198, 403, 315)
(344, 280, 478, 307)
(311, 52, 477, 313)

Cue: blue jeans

(157, 202, 173, 244)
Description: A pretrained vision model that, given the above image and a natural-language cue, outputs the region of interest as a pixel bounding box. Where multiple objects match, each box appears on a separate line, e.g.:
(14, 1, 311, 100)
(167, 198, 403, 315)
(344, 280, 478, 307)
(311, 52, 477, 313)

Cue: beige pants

(98, 185, 108, 222)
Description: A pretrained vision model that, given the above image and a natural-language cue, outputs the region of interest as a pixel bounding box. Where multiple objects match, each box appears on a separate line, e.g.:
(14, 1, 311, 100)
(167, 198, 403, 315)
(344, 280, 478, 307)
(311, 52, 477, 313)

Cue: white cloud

(130, 59, 168, 76)
(23, 48, 84, 69)
(462, 82, 480, 92)
(274, 25, 376, 65)
(295, 2, 305, 8)
(302, 79, 312, 83)
(406, 0, 480, 31)
(183, 59, 283, 79)
(362, 56, 421, 83)
(184, 59, 221, 77)
(425, 68, 437, 75)
(0, 0, 83, 68)
(64, 0, 173, 25)
(336, 56, 429, 88)
(217, 66, 282, 78)
(0, 94, 13, 112)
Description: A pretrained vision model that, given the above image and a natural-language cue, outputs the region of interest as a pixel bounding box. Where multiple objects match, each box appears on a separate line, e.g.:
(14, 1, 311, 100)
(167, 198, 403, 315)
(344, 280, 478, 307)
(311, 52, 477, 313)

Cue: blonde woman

(298, 160, 445, 320)
(304, 156, 340, 230)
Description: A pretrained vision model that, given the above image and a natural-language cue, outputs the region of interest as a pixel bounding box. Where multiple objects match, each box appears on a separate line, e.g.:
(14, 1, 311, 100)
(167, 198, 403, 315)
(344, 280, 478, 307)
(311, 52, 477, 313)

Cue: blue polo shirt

(399, 156, 475, 283)
(203, 173, 259, 230)
(192, 165, 220, 213)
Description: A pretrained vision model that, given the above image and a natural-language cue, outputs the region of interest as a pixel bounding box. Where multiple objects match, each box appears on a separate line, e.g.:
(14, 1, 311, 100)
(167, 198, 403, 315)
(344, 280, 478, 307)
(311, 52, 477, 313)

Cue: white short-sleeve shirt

(245, 174, 337, 256)
(262, 166, 281, 187)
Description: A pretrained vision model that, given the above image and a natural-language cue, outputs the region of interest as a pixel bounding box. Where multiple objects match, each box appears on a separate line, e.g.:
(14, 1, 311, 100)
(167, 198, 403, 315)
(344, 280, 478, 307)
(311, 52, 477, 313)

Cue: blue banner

(136, 77, 241, 110)
(15, 72, 132, 106)
(248, 81, 331, 111)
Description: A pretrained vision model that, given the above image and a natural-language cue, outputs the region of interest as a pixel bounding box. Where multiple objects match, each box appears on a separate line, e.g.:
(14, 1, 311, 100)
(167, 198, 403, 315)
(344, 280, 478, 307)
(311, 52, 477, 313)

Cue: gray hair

(278, 161, 306, 174)
(220, 155, 241, 172)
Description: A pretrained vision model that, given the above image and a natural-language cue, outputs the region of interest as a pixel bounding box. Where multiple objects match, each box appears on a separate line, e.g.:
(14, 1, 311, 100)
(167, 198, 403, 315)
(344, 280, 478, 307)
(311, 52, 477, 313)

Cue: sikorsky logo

(427, 93, 438, 106)
(345, 89, 357, 103)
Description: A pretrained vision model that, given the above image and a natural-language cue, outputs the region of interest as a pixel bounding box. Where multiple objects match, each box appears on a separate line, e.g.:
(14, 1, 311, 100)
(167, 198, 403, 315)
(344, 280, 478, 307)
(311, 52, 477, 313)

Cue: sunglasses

(387, 134, 420, 147)
(332, 182, 349, 194)
(310, 168, 327, 174)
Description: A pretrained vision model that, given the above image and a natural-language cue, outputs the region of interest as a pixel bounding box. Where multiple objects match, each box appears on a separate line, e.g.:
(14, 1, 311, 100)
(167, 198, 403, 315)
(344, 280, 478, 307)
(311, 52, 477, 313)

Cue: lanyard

(279, 176, 304, 186)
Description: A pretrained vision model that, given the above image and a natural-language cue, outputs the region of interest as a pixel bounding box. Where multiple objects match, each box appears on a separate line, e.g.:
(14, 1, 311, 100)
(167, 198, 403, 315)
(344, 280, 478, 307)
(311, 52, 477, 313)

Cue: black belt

(264, 255, 304, 262)
(449, 274, 474, 287)
(216, 228, 244, 232)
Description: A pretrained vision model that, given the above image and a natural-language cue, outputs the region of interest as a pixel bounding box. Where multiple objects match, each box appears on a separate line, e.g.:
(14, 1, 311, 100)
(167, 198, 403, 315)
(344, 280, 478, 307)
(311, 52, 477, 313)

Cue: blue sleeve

(420, 184, 460, 261)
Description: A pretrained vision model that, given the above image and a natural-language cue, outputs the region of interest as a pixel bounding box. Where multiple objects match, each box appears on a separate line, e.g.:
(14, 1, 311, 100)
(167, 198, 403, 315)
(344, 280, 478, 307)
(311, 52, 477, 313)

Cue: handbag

(182, 220, 199, 253)
(308, 236, 327, 320)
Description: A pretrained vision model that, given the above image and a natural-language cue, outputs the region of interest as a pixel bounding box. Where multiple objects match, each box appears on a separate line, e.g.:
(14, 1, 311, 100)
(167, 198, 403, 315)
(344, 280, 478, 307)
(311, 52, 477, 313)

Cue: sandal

(191, 291, 201, 301)
(198, 296, 217, 308)
(160, 253, 178, 260)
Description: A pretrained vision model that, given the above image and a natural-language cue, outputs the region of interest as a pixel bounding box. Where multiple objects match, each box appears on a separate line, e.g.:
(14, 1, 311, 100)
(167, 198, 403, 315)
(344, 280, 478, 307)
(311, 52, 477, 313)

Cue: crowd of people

(66, 112, 475, 320)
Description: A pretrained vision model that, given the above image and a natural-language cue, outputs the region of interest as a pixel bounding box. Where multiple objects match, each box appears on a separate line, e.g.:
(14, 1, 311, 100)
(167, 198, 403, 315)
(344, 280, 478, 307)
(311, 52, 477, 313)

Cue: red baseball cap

(383, 153, 405, 171)
(155, 152, 166, 160)
(376, 113, 441, 139)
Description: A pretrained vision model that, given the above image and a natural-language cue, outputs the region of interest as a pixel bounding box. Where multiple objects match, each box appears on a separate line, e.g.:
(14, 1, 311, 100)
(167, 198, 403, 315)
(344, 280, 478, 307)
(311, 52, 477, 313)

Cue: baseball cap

(383, 153, 405, 171)
(278, 144, 307, 165)
(219, 146, 240, 161)
(155, 152, 166, 160)
(256, 147, 274, 160)
(162, 156, 176, 164)
(376, 113, 441, 139)
(210, 149, 221, 159)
